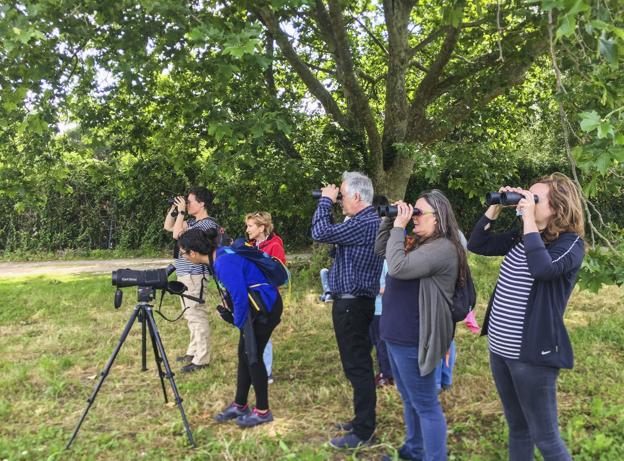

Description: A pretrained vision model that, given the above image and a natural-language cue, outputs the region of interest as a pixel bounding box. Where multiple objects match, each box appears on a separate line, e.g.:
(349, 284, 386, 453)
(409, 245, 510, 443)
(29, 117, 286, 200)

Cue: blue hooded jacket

(468, 215, 584, 369)
(214, 247, 278, 329)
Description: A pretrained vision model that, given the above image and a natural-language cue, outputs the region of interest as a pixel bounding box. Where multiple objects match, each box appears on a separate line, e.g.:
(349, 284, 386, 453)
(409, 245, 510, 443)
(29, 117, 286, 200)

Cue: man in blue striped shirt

(311, 171, 384, 449)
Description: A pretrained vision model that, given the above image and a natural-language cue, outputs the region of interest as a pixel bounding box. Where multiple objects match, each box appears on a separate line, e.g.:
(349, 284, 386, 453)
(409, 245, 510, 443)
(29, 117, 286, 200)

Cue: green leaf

(598, 35, 618, 65)
(567, 0, 590, 17)
(556, 15, 576, 39)
(595, 152, 611, 174)
(610, 147, 624, 162)
(579, 111, 601, 132)
(597, 120, 614, 139)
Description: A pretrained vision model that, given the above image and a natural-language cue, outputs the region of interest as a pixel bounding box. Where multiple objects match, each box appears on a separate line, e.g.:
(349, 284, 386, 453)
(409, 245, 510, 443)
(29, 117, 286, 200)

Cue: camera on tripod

(112, 265, 174, 289)
(112, 264, 193, 307)
(67, 263, 199, 449)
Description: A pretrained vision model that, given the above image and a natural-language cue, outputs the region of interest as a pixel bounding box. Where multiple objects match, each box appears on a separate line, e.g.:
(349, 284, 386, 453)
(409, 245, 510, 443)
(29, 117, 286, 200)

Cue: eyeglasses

(413, 208, 436, 217)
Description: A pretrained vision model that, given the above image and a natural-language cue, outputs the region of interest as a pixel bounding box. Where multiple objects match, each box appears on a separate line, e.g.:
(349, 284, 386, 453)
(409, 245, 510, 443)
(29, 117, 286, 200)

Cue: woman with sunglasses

(177, 227, 283, 428)
(375, 190, 469, 461)
(468, 173, 584, 461)
(245, 211, 286, 384)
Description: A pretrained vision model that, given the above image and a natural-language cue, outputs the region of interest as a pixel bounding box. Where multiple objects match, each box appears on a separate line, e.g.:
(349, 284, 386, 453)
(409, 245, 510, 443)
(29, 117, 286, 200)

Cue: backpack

(223, 238, 290, 288)
(449, 265, 477, 323)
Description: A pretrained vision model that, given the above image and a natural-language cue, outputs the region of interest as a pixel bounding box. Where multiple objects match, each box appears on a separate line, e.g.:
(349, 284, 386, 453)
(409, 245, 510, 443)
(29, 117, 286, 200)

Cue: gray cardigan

(374, 218, 458, 375)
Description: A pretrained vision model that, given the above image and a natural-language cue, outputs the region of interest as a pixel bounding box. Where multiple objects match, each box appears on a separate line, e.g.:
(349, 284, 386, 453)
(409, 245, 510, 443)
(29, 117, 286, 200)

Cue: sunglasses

(413, 208, 436, 217)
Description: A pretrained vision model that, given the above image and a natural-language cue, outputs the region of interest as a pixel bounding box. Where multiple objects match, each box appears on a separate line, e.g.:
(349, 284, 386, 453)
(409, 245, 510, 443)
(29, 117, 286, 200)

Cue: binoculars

(486, 192, 539, 206)
(312, 190, 342, 200)
(377, 205, 431, 218)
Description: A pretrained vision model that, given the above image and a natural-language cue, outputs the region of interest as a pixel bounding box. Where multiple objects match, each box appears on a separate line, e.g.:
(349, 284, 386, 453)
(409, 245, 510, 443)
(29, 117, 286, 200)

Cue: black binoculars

(376, 205, 434, 218)
(486, 192, 539, 206)
(312, 190, 342, 200)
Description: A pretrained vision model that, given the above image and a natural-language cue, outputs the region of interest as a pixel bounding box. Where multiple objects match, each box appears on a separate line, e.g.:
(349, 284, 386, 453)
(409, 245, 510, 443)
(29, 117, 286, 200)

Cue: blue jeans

(489, 352, 571, 461)
(369, 315, 393, 379)
(434, 341, 456, 390)
(263, 339, 272, 376)
(386, 342, 447, 461)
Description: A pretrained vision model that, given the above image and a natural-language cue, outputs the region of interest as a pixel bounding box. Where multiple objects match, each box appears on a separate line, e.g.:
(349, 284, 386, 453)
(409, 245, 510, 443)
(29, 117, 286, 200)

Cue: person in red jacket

(245, 211, 286, 384)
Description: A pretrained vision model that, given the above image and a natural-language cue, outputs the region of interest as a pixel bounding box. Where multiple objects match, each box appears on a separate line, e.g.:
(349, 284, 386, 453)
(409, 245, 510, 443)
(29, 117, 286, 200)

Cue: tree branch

(352, 16, 388, 55)
(382, 0, 415, 171)
(413, 30, 549, 145)
(325, 0, 384, 176)
(264, 34, 301, 160)
(407, 8, 464, 138)
(253, 5, 349, 129)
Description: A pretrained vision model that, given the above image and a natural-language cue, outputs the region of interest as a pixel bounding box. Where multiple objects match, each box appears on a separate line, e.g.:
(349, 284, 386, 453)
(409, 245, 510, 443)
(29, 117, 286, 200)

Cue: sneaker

(324, 293, 333, 303)
(267, 374, 274, 384)
(334, 421, 353, 432)
(176, 355, 194, 363)
(329, 432, 375, 449)
(180, 362, 208, 373)
(236, 407, 274, 428)
(214, 402, 251, 422)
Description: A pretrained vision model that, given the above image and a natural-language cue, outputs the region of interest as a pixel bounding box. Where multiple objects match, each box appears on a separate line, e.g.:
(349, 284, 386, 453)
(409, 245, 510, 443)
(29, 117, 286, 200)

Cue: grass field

(1, 256, 623, 460)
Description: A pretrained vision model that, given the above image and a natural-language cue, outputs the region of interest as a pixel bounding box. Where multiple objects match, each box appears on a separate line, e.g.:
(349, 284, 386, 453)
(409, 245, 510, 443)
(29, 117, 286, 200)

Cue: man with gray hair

(311, 171, 384, 449)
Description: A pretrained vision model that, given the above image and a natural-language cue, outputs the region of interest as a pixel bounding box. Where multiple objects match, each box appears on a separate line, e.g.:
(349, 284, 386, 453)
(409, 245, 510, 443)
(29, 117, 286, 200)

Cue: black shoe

(176, 355, 194, 363)
(181, 363, 208, 373)
(334, 421, 353, 432)
(328, 432, 375, 449)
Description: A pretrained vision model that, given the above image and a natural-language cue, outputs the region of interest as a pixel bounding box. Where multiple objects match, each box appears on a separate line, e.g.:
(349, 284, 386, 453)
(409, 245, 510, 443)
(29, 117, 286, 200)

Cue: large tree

(249, 0, 551, 197)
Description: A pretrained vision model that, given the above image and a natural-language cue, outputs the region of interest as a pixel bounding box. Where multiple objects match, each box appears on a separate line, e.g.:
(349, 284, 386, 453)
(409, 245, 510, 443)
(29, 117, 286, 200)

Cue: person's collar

(350, 203, 373, 217)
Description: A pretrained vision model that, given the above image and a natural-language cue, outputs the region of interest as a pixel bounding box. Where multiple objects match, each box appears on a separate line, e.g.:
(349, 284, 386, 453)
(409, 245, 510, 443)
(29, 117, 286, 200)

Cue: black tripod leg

(146, 313, 168, 403)
(144, 307, 195, 448)
(140, 309, 147, 371)
(66, 305, 142, 449)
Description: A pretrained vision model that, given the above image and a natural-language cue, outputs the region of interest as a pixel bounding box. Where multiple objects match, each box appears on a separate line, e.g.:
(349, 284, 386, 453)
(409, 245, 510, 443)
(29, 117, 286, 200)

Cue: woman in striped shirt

(468, 173, 585, 461)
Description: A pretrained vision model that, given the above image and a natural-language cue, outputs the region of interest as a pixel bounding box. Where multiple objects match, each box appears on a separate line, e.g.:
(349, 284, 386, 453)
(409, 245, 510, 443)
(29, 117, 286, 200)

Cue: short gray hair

(342, 171, 374, 205)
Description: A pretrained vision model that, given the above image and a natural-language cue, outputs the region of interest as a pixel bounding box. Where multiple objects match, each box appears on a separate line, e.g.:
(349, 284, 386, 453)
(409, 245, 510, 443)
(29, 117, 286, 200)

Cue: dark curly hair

(177, 227, 220, 256)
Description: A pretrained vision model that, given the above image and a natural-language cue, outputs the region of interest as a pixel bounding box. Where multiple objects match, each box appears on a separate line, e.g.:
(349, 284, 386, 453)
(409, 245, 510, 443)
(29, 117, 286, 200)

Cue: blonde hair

(536, 172, 585, 242)
(245, 211, 274, 235)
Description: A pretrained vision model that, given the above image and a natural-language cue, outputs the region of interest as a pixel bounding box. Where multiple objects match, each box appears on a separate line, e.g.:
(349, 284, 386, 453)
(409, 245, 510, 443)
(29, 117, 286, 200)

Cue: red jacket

(256, 233, 286, 264)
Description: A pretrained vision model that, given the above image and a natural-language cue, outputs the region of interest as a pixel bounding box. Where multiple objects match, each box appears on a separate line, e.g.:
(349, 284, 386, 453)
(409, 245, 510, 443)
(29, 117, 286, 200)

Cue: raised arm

(374, 218, 394, 257)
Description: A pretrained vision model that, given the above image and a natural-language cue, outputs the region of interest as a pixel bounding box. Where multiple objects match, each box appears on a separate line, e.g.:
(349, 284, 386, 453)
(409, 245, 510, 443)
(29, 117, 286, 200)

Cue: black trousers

(235, 295, 282, 410)
(332, 297, 376, 440)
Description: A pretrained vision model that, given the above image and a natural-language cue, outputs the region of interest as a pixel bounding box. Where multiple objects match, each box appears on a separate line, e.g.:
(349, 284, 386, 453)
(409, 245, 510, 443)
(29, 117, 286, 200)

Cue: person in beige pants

(164, 186, 220, 373)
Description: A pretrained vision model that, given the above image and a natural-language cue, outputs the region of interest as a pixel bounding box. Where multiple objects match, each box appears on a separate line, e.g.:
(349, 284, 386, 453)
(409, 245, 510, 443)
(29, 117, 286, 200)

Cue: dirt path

(0, 253, 312, 278)
(0, 258, 173, 278)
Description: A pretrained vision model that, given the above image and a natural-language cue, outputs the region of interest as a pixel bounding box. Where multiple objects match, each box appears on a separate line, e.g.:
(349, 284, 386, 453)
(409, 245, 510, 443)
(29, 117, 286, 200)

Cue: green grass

(0, 260, 623, 460)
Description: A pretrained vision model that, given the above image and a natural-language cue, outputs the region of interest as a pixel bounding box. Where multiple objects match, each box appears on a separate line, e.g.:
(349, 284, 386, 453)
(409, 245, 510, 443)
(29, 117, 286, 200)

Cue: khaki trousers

(177, 274, 211, 365)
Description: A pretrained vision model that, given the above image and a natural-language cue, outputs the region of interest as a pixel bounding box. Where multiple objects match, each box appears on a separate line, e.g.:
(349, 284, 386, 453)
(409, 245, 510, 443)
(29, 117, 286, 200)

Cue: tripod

(66, 286, 196, 449)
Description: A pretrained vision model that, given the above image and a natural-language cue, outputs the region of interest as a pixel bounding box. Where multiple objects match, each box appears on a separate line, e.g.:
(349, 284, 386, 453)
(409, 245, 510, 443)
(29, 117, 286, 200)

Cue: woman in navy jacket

(468, 173, 585, 461)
